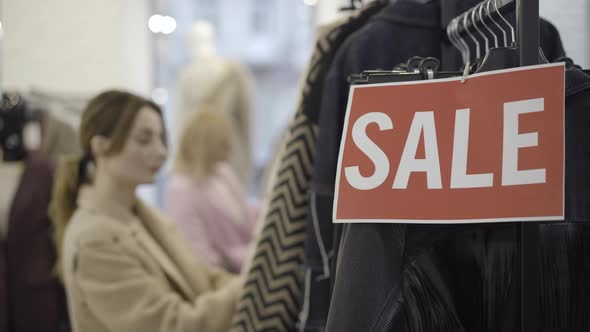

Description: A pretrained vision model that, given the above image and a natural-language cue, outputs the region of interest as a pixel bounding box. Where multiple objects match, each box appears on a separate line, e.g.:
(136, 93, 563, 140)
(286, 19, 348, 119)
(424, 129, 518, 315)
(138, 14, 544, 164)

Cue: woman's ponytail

(49, 154, 89, 278)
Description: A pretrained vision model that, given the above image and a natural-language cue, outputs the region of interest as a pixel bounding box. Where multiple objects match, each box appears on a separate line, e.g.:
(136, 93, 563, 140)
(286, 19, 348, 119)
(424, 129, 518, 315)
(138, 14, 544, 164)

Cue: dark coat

(0, 155, 68, 332)
(302, 0, 569, 330)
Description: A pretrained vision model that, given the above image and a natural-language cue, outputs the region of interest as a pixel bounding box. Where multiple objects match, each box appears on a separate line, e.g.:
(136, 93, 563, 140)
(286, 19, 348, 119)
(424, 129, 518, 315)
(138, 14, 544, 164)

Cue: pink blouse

(164, 162, 256, 273)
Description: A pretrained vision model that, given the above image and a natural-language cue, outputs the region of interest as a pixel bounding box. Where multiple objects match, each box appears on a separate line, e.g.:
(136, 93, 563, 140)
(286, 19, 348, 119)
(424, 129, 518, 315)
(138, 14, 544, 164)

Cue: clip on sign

(334, 63, 565, 224)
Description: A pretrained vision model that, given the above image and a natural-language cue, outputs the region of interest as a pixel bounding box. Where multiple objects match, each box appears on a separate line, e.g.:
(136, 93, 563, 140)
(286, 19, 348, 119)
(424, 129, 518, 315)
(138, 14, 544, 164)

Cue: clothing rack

(443, 0, 541, 331)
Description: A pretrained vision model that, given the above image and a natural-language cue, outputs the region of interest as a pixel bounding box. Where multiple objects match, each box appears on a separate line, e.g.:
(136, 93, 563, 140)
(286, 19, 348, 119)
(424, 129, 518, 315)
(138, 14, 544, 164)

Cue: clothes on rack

(300, 0, 567, 331)
(239, 127, 288, 280)
(0, 154, 68, 332)
(324, 59, 590, 332)
(563, 62, 590, 221)
(229, 110, 312, 332)
(312, 2, 463, 331)
(535, 63, 590, 330)
(228, 2, 388, 331)
(0, 163, 23, 239)
(1, 91, 80, 163)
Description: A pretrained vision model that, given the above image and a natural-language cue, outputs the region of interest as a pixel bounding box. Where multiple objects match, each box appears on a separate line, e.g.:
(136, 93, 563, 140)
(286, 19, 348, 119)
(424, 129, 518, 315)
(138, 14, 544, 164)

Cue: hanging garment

(164, 162, 257, 273)
(311, 3, 451, 331)
(176, 60, 253, 187)
(0, 155, 68, 332)
(0, 162, 22, 239)
(242, 129, 289, 273)
(302, 0, 567, 331)
(62, 186, 242, 332)
(537, 63, 590, 331)
(324, 61, 590, 332)
(229, 2, 388, 331)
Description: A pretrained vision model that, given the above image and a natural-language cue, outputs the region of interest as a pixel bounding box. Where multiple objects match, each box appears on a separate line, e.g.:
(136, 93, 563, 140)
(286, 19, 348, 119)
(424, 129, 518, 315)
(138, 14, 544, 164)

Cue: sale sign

(334, 63, 565, 223)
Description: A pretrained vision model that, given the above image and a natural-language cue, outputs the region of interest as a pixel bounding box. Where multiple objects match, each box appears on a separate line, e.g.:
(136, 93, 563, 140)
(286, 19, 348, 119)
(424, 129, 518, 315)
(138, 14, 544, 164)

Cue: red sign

(334, 63, 565, 223)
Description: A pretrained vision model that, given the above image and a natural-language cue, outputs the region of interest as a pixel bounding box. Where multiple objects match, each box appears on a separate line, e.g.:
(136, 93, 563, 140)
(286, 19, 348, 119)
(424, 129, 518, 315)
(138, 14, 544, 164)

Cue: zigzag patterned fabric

(230, 2, 386, 331)
(230, 111, 317, 331)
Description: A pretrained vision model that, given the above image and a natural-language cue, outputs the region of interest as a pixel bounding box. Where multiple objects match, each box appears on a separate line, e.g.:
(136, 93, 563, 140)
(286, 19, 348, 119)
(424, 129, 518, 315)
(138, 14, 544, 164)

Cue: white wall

(2, 0, 157, 204)
(2, 0, 152, 95)
(540, 0, 589, 68)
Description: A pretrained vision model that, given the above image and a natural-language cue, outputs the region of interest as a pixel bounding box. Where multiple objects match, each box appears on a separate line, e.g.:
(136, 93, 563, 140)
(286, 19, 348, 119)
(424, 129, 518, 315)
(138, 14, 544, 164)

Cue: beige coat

(62, 186, 242, 332)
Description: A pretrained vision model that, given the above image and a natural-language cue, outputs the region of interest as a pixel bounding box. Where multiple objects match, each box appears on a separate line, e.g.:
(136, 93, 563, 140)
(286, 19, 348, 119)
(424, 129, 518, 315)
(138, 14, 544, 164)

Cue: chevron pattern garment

(230, 111, 317, 332)
(230, 3, 386, 331)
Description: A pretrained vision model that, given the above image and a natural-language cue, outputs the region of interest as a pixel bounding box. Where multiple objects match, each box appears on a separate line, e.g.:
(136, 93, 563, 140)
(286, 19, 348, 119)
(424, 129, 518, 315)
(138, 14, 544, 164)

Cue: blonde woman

(50, 90, 241, 332)
(164, 109, 256, 274)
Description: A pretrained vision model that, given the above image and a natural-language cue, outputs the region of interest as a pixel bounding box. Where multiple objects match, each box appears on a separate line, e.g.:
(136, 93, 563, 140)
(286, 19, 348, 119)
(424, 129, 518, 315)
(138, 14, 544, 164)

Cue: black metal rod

(441, 0, 460, 71)
(517, 0, 539, 65)
(517, 0, 540, 331)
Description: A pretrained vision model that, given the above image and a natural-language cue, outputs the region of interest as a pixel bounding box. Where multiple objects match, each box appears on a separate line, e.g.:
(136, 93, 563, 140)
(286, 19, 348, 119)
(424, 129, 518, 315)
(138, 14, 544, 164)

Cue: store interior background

(1, 0, 589, 206)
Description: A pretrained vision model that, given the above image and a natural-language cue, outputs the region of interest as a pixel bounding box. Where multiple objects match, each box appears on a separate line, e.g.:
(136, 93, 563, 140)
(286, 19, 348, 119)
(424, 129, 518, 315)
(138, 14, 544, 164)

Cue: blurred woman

(50, 90, 241, 332)
(164, 109, 256, 274)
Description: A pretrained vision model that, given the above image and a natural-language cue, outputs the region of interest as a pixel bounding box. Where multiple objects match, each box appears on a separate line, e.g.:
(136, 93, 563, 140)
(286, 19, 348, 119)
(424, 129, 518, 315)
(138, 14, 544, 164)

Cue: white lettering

(392, 111, 442, 189)
(344, 112, 393, 190)
(450, 108, 494, 188)
(502, 98, 546, 186)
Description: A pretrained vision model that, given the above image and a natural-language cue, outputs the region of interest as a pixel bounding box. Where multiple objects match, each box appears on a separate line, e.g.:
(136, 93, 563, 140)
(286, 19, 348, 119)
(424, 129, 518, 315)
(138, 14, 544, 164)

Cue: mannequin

(175, 20, 252, 187)
(165, 109, 257, 273)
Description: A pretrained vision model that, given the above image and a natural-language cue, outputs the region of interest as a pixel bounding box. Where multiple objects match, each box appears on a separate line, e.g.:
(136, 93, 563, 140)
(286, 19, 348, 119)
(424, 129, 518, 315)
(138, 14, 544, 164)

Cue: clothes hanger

(339, 0, 363, 11)
(350, 56, 462, 85)
(448, 17, 469, 68)
(495, 0, 515, 47)
(0, 93, 29, 162)
(472, 4, 489, 54)
(474, 0, 520, 72)
(463, 10, 481, 64)
(451, 16, 471, 71)
(487, 0, 508, 48)
(475, 0, 548, 73)
(479, 2, 498, 49)
(470, 3, 493, 70)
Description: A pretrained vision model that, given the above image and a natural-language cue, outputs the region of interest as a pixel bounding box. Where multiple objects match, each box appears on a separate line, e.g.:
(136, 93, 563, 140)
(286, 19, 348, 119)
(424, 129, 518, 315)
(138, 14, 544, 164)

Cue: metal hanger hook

(471, 4, 489, 53)
(487, 0, 508, 47)
(495, 0, 515, 45)
(456, 18, 471, 65)
(479, 1, 498, 48)
(463, 11, 480, 61)
(452, 18, 469, 66)
(453, 17, 471, 66)
(447, 19, 462, 63)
